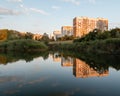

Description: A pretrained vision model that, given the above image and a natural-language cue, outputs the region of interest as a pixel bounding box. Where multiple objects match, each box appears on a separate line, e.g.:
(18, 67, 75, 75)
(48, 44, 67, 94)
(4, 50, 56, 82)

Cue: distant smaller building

(33, 34, 43, 40)
(52, 53, 61, 62)
(61, 26, 73, 36)
(53, 30, 62, 41)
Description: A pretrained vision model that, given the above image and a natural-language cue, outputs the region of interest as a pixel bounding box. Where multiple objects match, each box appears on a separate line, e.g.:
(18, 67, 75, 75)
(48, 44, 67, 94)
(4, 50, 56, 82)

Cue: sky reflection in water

(0, 52, 120, 96)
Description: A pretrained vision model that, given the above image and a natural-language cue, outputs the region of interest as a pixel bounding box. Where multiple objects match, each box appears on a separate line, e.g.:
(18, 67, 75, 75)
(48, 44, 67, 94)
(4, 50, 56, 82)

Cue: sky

(0, 0, 120, 34)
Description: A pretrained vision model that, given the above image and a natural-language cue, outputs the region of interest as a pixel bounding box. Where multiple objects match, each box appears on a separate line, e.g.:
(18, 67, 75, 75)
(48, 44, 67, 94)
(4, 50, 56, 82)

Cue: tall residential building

(73, 17, 108, 37)
(96, 18, 108, 32)
(61, 26, 73, 36)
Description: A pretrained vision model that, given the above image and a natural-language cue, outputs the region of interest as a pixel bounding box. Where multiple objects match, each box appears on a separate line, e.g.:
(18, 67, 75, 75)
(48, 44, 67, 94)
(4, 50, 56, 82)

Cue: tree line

(74, 28, 120, 42)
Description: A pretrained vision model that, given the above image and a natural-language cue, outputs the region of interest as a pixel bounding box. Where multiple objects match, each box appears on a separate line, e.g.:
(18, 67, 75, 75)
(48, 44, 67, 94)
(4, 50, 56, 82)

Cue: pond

(0, 52, 120, 96)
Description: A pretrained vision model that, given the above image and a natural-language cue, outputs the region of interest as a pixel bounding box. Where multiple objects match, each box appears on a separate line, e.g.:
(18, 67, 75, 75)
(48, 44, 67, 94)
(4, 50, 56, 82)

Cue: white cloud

(0, 7, 21, 15)
(19, 4, 28, 12)
(52, 6, 60, 10)
(63, 0, 80, 5)
(62, 0, 96, 5)
(20, 4, 24, 8)
(7, 0, 23, 2)
(30, 8, 49, 15)
(19, 4, 49, 16)
(88, 0, 96, 4)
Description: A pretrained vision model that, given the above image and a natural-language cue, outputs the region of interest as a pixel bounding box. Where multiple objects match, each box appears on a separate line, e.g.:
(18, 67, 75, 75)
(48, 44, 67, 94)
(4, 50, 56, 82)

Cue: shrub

(0, 39, 48, 52)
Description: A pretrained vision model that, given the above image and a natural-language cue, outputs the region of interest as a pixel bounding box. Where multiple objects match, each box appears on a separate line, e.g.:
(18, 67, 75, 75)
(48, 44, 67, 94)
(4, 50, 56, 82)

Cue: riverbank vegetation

(0, 28, 120, 54)
(49, 28, 120, 54)
(74, 28, 120, 42)
(0, 39, 48, 52)
(50, 38, 120, 54)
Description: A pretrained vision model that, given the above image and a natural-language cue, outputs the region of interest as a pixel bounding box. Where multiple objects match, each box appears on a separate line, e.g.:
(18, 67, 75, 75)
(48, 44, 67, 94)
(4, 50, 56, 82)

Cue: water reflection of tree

(59, 51, 120, 71)
(81, 54, 120, 71)
(0, 51, 49, 65)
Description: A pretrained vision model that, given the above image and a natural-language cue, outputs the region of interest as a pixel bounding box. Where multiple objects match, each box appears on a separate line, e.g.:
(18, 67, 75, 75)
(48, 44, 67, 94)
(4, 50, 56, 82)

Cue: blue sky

(0, 0, 120, 34)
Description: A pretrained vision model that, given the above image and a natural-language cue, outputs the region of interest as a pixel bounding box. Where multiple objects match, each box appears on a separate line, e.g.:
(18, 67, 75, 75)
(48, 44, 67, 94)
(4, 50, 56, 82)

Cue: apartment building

(53, 30, 62, 41)
(73, 17, 108, 37)
(96, 18, 108, 32)
(61, 26, 73, 36)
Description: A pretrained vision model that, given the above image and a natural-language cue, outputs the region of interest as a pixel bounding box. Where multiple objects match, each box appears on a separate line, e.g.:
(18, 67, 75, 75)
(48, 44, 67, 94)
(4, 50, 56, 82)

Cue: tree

(41, 33, 49, 44)
(25, 32, 33, 39)
(110, 28, 120, 38)
(97, 31, 110, 40)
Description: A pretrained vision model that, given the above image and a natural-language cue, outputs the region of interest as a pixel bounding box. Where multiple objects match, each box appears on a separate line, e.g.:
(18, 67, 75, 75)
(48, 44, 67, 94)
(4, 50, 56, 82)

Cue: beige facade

(61, 26, 73, 36)
(32, 34, 43, 40)
(53, 30, 62, 40)
(73, 17, 108, 37)
(96, 18, 108, 32)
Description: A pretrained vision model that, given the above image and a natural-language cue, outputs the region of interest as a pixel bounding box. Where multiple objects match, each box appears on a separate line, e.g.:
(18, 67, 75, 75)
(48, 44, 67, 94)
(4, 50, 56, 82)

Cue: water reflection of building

(73, 58, 109, 78)
(51, 53, 109, 78)
(61, 57, 73, 67)
(52, 53, 61, 62)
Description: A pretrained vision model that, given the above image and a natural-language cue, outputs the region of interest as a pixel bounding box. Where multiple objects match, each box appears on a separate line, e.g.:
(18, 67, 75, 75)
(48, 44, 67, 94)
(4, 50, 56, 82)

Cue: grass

(49, 38, 120, 55)
(49, 40, 73, 44)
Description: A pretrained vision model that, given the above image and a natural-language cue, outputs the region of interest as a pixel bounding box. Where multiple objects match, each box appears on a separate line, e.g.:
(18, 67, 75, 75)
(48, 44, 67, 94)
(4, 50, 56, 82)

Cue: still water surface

(0, 52, 120, 96)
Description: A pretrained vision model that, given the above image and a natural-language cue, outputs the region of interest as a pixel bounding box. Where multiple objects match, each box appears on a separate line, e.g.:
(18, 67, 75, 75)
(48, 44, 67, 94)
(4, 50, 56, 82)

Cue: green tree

(97, 31, 110, 40)
(25, 32, 33, 39)
(41, 33, 49, 44)
(110, 28, 120, 38)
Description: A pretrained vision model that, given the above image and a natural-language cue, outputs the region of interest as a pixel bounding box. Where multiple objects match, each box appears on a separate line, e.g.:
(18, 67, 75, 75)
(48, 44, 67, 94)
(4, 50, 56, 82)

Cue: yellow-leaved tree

(0, 29, 8, 41)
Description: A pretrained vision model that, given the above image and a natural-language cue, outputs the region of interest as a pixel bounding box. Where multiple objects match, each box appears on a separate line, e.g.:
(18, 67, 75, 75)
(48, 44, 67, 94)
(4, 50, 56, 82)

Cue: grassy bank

(49, 38, 120, 54)
(49, 40, 73, 44)
(0, 39, 48, 52)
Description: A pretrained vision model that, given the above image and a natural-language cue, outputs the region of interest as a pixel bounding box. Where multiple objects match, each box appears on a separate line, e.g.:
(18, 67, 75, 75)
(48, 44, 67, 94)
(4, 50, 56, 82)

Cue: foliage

(0, 29, 35, 41)
(0, 39, 48, 52)
(0, 29, 8, 41)
(74, 28, 120, 43)
(40, 33, 49, 45)
(25, 32, 34, 39)
(50, 38, 120, 54)
(57, 35, 74, 41)
(110, 28, 120, 38)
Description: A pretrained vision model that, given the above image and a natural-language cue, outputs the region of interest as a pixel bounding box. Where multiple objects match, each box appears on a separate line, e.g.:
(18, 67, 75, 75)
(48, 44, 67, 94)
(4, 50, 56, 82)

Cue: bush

(0, 39, 48, 52)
